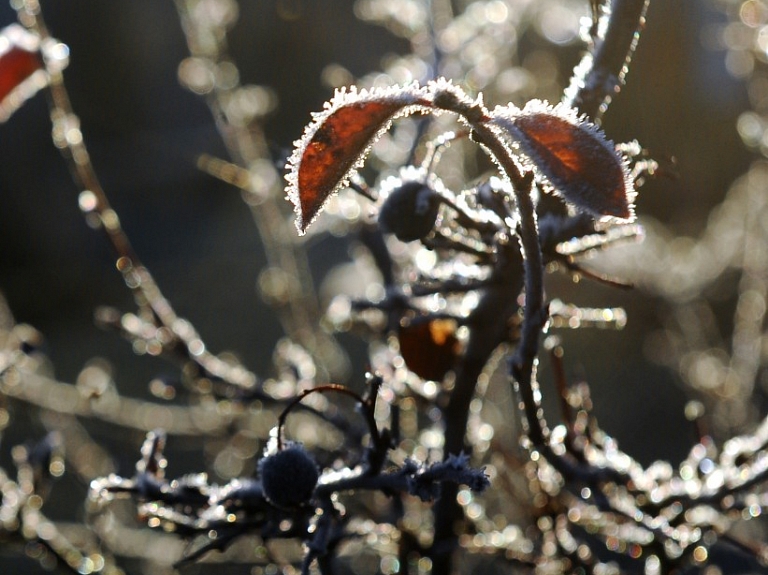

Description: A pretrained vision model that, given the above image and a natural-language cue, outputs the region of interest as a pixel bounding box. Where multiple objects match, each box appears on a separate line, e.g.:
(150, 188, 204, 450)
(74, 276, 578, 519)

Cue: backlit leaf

(493, 100, 634, 220)
(286, 85, 430, 234)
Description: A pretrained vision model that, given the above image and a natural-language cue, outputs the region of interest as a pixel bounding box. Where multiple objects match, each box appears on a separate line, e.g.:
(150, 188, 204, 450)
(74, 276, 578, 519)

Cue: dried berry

(258, 443, 319, 508)
(398, 318, 460, 381)
(378, 180, 441, 242)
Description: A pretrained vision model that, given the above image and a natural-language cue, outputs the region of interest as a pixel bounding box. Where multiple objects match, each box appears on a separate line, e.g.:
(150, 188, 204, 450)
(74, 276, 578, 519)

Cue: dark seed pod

(258, 443, 319, 508)
(378, 180, 440, 242)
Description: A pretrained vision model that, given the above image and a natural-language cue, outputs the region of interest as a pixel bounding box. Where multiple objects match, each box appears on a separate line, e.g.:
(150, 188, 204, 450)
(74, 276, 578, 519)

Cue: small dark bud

(258, 443, 319, 509)
(378, 181, 440, 242)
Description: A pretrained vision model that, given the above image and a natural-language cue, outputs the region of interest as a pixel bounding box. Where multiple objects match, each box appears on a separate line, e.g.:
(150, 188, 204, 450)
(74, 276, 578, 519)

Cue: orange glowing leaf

(286, 86, 430, 234)
(398, 318, 461, 382)
(494, 100, 634, 220)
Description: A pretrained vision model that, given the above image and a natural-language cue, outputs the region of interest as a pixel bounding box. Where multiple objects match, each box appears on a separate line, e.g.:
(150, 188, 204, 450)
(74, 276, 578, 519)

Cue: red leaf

(0, 25, 56, 123)
(495, 101, 634, 220)
(398, 318, 460, 382)
(286, 86, 429, 234)
(0, 44, 41, 102)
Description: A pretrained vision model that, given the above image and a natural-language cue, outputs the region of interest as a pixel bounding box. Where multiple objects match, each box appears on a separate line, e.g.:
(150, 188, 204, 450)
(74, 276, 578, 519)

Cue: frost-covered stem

(508, 180, 549, 445)
(315, 469, 412, 498)
(431, 260, 524, 573)
(427, 89, 547, 574)
(566, 0, 650, 120)
(462, 118, 547, 446)
(428, 92, 545, 397)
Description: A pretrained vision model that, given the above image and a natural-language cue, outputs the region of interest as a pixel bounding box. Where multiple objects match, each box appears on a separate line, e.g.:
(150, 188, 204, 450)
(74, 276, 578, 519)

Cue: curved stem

(565, 0, 651, 120)
(427, 86, 548, 573)
(276, 384, 377, 451)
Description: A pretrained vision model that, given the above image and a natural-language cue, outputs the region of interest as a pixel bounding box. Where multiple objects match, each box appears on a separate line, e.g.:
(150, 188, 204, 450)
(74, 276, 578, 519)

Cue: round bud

(258, 443, 319, 508)
(378, 180, 440, 242)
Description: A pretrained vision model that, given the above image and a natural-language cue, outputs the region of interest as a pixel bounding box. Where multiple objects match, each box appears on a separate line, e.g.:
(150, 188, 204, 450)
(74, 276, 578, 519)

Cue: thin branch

(565, 0, 651, 120)
(1, 366, 232, 435)
(14, 0, 259, 394)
